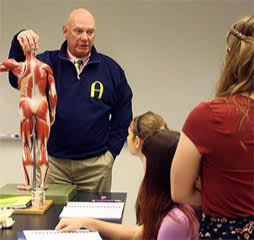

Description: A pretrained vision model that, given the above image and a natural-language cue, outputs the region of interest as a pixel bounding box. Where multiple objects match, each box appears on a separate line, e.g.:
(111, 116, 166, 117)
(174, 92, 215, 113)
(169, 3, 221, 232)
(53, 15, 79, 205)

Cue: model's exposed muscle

(0, 51, 57, 190)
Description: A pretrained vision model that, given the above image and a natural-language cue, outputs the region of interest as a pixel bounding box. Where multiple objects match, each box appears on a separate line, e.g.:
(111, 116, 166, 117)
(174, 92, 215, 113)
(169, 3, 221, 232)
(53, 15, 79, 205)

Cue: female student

(170, 15, 254, 239)
(56, 111, 199, 239)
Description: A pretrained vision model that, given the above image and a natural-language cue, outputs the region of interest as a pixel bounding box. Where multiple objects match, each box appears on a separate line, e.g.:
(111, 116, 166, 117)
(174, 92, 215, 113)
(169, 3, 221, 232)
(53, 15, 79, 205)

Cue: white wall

(0, 0, 253, 225)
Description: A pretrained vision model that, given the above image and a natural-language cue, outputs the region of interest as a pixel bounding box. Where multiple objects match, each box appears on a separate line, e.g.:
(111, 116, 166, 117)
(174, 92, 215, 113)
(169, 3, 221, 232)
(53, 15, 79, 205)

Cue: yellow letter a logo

(91, 81, 104, 99)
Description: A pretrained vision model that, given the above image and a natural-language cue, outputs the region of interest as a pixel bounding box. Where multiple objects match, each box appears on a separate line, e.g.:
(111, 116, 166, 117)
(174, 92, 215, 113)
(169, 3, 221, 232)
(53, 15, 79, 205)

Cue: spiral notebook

(19, 230, 102, 240)
(59, 201, 125, 219)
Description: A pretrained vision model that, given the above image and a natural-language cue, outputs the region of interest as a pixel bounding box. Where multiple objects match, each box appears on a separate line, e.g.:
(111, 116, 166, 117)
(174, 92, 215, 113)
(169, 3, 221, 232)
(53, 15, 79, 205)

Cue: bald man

(8, 8, 133, 192)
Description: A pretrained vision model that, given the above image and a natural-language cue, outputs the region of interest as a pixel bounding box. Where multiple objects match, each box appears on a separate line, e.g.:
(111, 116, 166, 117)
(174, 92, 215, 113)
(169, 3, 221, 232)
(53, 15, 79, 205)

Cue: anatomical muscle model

(0, 50, 57, 190)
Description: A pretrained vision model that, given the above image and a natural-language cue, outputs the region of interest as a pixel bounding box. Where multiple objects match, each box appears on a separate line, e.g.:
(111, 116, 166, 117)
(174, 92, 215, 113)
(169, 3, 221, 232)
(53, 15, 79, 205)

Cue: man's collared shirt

(67, 49, 90, 74)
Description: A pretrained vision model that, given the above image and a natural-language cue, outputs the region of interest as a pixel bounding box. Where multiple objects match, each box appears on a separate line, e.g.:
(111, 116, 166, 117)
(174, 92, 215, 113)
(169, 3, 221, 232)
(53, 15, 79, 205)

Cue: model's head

(216, 15, 254, 97)
(63, 8, 96, 58)
(127, 111, 167, 158)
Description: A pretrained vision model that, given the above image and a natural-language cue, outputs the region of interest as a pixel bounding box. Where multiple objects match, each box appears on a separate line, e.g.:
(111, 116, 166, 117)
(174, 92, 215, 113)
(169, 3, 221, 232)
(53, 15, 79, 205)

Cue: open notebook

(59, 201, 125, 219)
(18, 230, 102, 240)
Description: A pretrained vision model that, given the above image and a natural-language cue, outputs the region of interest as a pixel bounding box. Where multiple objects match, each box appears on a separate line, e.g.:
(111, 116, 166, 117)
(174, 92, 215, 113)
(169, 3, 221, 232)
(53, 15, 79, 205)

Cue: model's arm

(56, 218, 143, 240)
(0, 63, 9, 72)
(170, 132, 201, 206)
(8, 29, 39, 89)
(108, 69, 133, 158)
(0, 59, 25, 88)
(45, 65, 57, 125)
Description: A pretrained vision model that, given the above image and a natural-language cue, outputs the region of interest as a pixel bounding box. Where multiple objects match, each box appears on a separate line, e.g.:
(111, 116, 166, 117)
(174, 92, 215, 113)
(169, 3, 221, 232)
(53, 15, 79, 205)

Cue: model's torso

(20, 56, 47, 98)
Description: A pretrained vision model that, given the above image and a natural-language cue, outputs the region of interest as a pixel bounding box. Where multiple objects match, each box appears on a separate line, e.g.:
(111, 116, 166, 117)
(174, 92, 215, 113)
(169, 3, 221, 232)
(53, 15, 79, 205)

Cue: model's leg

(36, 98, 50, 190)
(18, 98, 34, 190)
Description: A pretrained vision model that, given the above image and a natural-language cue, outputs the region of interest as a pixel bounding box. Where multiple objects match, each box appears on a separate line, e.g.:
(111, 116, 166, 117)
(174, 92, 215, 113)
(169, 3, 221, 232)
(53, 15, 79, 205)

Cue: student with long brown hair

(56, 111, 199, 239)
(171, 15, 254, 239)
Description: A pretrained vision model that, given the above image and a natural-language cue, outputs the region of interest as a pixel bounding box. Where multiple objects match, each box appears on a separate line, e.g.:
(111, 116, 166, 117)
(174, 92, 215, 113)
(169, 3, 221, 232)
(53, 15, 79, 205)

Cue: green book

(0, 195, 32, 209)
(0, 184, 77, 204)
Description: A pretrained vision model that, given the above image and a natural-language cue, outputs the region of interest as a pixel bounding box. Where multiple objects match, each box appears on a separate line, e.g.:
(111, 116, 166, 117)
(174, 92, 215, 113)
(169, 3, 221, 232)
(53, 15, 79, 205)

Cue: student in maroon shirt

(170, 15, 254, 239)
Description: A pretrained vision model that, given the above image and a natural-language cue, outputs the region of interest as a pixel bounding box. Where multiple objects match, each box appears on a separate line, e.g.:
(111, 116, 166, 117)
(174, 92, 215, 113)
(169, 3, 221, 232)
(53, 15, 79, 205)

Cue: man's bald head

(66, 9, 96, 28)
(63, 8, 96, 58)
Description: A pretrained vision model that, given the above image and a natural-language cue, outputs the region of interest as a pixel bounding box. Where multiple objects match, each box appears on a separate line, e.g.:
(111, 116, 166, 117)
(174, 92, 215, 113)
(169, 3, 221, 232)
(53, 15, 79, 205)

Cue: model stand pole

(32, 115, 37, 190)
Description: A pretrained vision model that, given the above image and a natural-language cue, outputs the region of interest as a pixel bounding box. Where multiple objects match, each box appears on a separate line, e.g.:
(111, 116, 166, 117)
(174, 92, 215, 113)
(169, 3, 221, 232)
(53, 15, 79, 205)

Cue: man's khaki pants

(37, 151, 114, 191)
